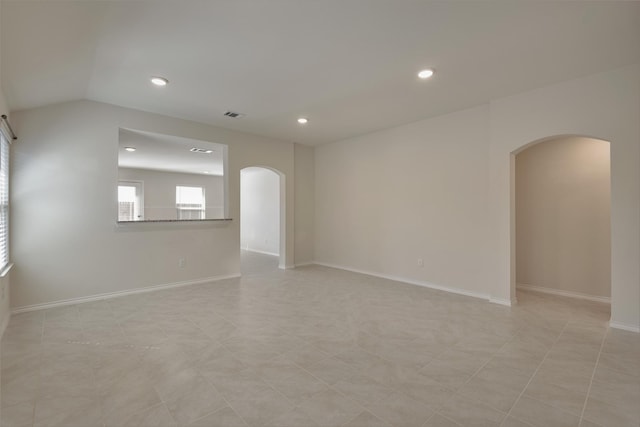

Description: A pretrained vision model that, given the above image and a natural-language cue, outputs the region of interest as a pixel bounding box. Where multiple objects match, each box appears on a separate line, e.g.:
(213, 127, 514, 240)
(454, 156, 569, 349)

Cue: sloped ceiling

(2, 1, 639, 145)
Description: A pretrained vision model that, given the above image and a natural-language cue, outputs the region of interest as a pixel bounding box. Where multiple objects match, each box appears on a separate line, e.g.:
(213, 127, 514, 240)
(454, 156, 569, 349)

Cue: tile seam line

(179, 310, 261, 427)
(578, 325, 608, 425)
(500, 319, 571, 426)
(430, 331, 518, 424)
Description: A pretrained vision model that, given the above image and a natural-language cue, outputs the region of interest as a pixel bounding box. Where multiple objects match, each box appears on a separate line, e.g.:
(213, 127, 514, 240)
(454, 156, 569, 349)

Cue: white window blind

(176, 186, 205, 220)
(118, 185, 137, 221)
(118, 181, 144, 221)
(0, 132, 9, 271)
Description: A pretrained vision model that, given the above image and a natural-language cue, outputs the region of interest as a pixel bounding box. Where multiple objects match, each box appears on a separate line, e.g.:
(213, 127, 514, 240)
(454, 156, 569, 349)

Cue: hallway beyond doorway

(240, 249, 279, 276)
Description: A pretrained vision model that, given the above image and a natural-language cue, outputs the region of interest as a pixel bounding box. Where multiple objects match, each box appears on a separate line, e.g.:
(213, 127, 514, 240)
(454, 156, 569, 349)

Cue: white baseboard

(294, 262, 314, 268)
(489, 296, 515, 307)
(313, 261, 491, 302)
(11, 273, 241, 314)
(242, 248, 279, 257)
(609, 321, 640, 333)
(517, 283, 611, 304)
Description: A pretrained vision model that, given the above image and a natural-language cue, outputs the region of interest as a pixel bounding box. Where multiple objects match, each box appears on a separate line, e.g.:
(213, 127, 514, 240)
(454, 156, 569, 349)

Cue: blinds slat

(0, 132, 10, 269)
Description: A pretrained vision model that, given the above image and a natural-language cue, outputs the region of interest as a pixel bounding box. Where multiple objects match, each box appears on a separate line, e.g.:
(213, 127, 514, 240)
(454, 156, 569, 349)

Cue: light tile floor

(1, 266, 638, 427)
(240, 250, 279, 276)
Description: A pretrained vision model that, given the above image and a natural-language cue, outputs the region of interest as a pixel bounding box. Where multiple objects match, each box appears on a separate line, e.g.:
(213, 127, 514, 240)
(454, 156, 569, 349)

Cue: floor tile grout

(499, 319, 571, 426)
(577, 326, 608, 427)
(2, 261, 635, 427)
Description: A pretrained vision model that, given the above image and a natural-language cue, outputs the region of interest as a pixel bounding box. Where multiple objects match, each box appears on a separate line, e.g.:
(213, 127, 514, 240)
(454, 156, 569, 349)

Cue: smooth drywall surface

(0, 82, 6, 116)
(0, 268, 8, 424)
(490, 64, 640, 330)
(315, 64, 638, 330)
(118, 167, 224, 220)
(0, 0, 7, 117)
(10, 100, 299, 309)
(0, 270, 9, 335)
(240, 167, 280, 255)
(294, 143, 314, 265)
(516, 136, 611, 298)
(315, 105, 491, 296)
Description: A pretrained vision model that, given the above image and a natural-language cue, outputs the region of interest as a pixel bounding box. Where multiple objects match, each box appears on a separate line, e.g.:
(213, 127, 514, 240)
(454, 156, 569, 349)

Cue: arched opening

(511, 135, 611, 312)
(240, 166, 286, 274)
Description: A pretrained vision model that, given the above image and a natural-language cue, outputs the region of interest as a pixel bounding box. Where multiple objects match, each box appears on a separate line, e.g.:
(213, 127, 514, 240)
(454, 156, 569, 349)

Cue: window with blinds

(176, 186, 205, 220)
(118, 182, 143, 221)
(0, 131, 9, 271)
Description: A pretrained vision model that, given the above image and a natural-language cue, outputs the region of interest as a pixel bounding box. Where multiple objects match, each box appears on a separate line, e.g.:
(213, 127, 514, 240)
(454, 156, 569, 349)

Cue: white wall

(6, 67, 639, 329)
(10, 100, 302, 309)
(489, 64, 640, 331)
(240, 167, 280, 256)
(516, 136, 611, 298)
(0, 0, 6, 120)
(294, 144, 314, 265)
(315, 105, 492, 298)
(118, 167, 224, 220)
(316, 64, 640, 331)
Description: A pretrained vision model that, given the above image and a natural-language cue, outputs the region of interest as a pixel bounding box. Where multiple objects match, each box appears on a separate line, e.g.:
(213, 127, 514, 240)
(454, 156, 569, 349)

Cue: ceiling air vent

(224, 111, 245, 118)
(190, 148, 214, 154)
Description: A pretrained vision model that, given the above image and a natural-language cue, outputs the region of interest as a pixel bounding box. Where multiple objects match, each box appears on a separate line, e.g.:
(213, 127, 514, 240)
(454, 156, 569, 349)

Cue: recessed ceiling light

(297, 118, 308, 124)
(203, 171, 209, 174)
(124, 147, 136, 152)
(417, 69, 434, 79)
(151, 77, 168, 86)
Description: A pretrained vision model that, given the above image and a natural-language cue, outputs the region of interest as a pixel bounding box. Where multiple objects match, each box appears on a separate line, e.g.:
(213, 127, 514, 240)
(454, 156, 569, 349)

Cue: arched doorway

(514, 136, 611, 305)
(240, 166, 286, 273)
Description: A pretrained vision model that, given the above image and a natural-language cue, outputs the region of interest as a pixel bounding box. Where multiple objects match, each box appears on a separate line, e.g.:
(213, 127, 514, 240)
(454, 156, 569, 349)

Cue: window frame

(0, 129, 11, 274)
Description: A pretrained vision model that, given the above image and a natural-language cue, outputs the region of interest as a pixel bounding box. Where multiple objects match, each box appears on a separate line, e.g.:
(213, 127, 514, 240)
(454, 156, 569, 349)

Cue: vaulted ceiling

(2, 1, 639, 146)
